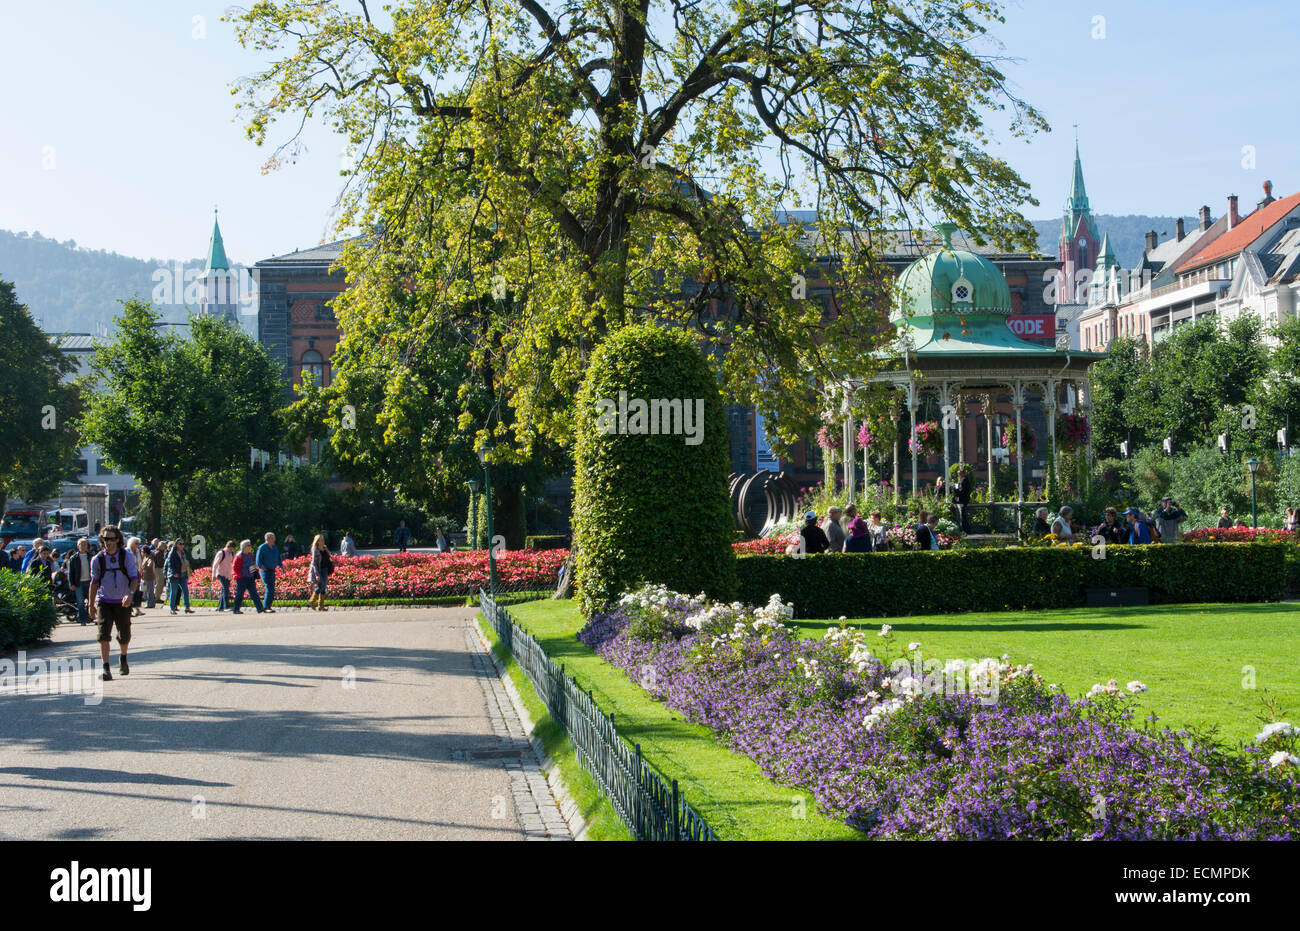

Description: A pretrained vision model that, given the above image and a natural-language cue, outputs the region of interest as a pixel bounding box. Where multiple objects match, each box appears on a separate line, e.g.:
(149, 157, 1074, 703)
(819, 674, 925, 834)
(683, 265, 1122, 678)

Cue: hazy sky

(1, 0, 1294, 265)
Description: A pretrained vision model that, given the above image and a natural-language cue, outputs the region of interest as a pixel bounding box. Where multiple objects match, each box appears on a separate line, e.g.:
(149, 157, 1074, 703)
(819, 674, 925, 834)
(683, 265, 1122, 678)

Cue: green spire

(1067, 141, 1089, 213)
(1096, 232, 1117, 268)
(203, 209, 230, 275)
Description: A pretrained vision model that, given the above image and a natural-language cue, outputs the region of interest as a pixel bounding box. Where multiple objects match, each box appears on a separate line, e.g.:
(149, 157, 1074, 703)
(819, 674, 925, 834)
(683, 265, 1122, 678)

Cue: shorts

(97, 602, 132, 644)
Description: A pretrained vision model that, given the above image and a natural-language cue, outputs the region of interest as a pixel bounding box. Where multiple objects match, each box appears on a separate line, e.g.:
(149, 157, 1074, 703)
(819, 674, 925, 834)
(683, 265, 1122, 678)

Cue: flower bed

(189, 549, 567, 600)
(1184, 527, 1296, 544)
(578, 585, 1300, 839)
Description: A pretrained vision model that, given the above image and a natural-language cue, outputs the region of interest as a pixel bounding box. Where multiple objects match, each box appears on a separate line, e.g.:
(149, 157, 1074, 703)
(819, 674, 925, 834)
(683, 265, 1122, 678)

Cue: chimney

(1145, 230, 1158, 252)
(1227, 195, 1239, 230)
(1175, 217, 1185, 241)
(1199, 206, 1212, 231)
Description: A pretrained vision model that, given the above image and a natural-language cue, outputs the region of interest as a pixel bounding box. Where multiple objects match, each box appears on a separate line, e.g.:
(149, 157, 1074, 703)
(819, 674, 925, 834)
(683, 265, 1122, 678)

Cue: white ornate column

(907, 379, 920, 499)
(981, 393, 996, 502)
(1012, 381, 1027, 505)
(840, 383, 857, 503)
(1077, 378, 1093, 496)
(1044, 378, 1059, 490)
(890, 405, 902, 505)
(941, 382, 952, 500)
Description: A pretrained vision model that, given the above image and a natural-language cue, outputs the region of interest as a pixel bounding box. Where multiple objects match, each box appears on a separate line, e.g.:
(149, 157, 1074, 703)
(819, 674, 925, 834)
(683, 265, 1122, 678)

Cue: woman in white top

(1050, 505, 1074, 541)
(867, 510, 888, 549)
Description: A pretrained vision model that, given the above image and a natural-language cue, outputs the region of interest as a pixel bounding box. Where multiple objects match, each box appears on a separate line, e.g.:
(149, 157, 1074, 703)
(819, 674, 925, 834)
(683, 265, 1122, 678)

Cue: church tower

(198, 209, 237, 323)
(1058, 139, 1100, 303)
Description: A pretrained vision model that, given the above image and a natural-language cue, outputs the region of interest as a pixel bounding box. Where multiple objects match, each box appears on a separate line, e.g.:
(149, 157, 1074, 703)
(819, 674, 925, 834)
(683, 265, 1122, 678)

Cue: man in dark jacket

(394, 520, 411, 553)
(1216, 507, 1233, 529)
(67, 537, 93, 624)
(1124, 508, 1153, 544)
(914, 510, 937, 551)
(1096, 508, 1125, 545)
(953, 467, 973, 532)
(1153, 497, 1187, 543)
(799, 511, 831, 555)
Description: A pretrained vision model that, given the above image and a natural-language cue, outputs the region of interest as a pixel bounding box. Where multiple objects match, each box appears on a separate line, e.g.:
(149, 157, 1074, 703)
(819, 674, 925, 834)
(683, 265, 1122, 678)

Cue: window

(73, 459, 89, 475)
(300, 350, 326, 387)
(315, 300, 335, 321)
(95, 458, 114, 476)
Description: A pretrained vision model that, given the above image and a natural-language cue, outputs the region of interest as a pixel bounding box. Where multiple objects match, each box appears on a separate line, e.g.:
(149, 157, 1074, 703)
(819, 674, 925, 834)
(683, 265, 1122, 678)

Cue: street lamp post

(1246, 458, 1260, 528)
(478, 446, 497, 595)
(464, 479, 479, 550)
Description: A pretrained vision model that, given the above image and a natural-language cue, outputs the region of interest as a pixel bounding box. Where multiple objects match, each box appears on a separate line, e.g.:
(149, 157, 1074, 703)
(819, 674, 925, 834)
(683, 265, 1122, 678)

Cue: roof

(51, 334, 96, 351)
(202, 211, 230, 275)
(257, 237, 360, 266)
(1066, 142, 1089, 214)
(1178, 191, 1300, 271)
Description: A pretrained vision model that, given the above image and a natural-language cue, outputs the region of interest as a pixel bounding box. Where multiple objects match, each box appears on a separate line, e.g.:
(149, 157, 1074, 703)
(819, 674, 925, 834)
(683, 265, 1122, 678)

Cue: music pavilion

(832, 223, 1106, 507)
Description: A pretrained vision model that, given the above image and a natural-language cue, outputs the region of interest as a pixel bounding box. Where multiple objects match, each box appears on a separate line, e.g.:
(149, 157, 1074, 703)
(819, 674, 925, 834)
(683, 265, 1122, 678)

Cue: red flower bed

(1184, 528, 1296, 544)
(733, 533, 800, 555)
(190, 549, 568, 600)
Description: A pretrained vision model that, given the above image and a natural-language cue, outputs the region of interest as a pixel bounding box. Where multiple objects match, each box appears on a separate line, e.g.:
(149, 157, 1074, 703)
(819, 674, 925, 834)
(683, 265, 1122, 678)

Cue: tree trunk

(146, 479, 164, 540)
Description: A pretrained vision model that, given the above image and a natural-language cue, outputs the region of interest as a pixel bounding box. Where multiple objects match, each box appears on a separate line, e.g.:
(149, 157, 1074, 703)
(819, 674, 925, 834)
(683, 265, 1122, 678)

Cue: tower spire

(203, 208, 230, 274)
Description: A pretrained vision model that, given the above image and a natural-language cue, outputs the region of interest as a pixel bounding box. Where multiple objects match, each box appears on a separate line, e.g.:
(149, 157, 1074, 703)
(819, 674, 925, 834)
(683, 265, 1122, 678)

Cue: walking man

(231, 540, 265, 614)
(68, 537, 93, 625)
(87, 524, 139, 681)
(256, 532, 281, 613)
(394, 519, 411, 553)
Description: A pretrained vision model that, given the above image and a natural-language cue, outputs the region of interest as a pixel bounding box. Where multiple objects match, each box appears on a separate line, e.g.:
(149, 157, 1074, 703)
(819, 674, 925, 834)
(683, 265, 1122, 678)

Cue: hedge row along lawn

(505, 598, 863, 841)
(509, 596, 1300, 837)
(736, 542, 1290, 618)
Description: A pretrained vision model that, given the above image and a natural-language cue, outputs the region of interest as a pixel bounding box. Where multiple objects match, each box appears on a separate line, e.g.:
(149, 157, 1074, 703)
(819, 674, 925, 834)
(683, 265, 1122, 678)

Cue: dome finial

(935, 222, 958, 248)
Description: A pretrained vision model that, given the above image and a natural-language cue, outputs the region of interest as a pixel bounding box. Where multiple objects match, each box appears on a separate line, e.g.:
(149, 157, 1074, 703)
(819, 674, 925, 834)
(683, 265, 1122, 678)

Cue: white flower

(1268, 751, 1300, 768)
(878, 624, 892, 637)
(1126, 681, 1147, 694)
(1255, 722, 1298, 743)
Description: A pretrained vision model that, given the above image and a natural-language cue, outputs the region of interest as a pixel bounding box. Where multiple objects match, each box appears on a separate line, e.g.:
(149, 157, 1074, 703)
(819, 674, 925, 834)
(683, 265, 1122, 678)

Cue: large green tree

(77, 300, 286, 539)
(0, 279, 82, 513)
(233, 0, 1046, 460)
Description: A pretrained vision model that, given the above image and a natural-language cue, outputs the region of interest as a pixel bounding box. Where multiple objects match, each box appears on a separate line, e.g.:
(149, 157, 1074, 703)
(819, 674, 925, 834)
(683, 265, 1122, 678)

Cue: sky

(1, 0, 1296, 266)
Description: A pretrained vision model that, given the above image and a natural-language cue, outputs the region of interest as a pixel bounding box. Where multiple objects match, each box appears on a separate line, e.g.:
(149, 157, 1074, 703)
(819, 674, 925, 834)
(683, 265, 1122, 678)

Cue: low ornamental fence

(479, 589, 716, 841)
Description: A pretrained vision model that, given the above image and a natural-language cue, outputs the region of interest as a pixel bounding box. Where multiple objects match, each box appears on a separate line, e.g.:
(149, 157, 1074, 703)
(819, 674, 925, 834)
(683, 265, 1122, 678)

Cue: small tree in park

(573, 324, 736, 615)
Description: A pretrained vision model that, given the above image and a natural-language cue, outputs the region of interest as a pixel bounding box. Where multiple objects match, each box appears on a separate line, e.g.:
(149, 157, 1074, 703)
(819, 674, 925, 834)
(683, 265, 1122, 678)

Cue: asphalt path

(0, 604, 539, 840)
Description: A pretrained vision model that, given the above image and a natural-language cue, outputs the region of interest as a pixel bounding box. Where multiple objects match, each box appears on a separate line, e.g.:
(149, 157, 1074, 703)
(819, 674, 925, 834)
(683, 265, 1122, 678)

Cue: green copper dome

(893, 222, 1013, 323)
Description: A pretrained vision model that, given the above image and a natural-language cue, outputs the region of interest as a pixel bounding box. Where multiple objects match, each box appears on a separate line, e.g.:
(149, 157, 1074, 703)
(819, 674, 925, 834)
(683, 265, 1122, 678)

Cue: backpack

(1146, 519, 1161, 542)
(93, 549, 138, 584)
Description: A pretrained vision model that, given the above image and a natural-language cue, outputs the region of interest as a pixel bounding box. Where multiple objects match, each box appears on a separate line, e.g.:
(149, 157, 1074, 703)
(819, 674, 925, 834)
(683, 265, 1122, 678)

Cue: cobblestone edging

(465, 620, 584, 841)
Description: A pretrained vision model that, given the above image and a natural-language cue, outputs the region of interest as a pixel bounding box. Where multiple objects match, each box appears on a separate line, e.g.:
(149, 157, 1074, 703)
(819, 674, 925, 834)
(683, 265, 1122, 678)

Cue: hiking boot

(119, 657, 130, 676)
(101, 669, 113, 681)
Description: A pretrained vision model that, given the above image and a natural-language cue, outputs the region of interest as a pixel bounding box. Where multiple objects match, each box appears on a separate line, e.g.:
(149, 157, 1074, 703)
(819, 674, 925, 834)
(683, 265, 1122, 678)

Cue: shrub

(734, 543, 1289, 618)
(572, 323, 737, 614)
(524, 534, 568, 550)
(0, 570, 59, 650)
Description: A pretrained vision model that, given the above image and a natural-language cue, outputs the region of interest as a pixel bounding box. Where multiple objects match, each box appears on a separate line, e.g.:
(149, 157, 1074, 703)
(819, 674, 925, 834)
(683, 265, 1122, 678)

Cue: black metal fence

(479, 589, 717, 841)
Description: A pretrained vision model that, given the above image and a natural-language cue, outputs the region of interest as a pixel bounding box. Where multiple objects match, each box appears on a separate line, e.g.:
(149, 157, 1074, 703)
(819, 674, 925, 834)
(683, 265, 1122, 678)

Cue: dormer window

(951, 276, 974, 304)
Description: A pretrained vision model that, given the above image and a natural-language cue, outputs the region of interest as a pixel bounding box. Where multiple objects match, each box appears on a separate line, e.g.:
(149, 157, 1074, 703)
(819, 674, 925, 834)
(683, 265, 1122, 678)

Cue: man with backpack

(87, 524, 139, 681)
(1123, 508, 1153, 545)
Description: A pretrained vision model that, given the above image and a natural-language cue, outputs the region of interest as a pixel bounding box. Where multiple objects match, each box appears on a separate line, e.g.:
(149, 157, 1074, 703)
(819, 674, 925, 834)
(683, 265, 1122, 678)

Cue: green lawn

(503, 599, 863, 841)
(507, 598, 1300, 839)
(801, 602, 1300, 745)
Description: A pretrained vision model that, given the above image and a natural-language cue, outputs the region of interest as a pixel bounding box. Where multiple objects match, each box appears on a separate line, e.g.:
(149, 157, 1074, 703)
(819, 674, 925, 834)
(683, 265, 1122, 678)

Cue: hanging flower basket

(1002, 421, 1037, 459)
(1058, 413, 1091, 454)
(909, 421, 942, 459)
(816, 423, 841, 450)
(856, 422, 874, 450)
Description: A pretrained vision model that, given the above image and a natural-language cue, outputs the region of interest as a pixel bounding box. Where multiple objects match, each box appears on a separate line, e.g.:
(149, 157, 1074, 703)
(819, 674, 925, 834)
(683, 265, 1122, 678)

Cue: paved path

(0, 605, 571, 840)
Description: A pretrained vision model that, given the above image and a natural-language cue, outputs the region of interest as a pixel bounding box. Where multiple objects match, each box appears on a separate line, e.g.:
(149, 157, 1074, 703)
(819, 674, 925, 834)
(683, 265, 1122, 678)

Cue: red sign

(1007, 315, 1055, 339)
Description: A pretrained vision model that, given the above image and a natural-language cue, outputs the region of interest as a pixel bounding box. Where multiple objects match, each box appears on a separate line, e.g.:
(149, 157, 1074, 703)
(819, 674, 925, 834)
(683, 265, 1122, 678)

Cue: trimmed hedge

(524, 535, 569, 550)
(736, 543, 1290, 619)
(0, 570, 59, 650)
(573, 323, 737, 614)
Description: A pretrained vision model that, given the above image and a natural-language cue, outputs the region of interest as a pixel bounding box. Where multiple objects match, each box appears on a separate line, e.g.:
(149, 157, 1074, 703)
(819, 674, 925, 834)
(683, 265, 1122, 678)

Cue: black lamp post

(1246, 458, 1260, 528)
(478, 446, 497, 595)
(464, 479, 479, 551)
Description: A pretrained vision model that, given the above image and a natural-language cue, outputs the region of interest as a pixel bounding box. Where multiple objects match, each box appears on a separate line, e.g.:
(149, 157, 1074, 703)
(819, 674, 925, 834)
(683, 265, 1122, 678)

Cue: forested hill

(0, 229, 248, 335)
(3, 215, 1199, 334)
(1031, 214, 1202, 270)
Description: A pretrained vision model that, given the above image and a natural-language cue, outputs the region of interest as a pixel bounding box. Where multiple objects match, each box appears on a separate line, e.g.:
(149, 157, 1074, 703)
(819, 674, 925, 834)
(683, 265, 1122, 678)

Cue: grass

(801, 602, 1300, 745)
(506, 599, 863, 841)
(472, 615, 630, 841)
(509, 597, 1300, 840)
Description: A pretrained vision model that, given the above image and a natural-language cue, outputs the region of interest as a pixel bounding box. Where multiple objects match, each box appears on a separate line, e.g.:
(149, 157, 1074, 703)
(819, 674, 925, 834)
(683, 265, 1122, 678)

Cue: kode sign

(1007, 314, 1055, 339)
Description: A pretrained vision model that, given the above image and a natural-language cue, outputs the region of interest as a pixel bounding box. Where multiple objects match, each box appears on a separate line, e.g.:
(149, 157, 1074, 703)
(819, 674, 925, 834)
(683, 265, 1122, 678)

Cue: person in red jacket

(231, 539, 265, 614)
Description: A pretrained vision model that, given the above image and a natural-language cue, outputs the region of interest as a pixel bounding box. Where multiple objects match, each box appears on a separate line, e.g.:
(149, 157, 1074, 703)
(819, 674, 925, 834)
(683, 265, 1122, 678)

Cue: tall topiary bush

(573, 323, 737, 614)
